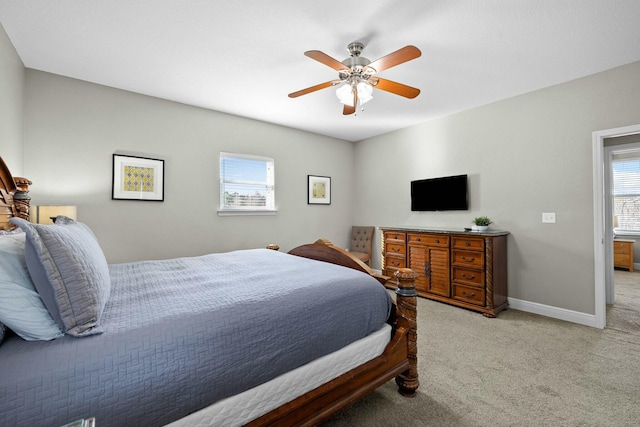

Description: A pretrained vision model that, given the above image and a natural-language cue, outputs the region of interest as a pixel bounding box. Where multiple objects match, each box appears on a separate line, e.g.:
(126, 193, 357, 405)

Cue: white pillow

(0, 232, 63, 341)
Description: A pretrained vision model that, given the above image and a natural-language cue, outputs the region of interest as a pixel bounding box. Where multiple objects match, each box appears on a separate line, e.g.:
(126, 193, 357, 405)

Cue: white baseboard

(373, 268, 599, 328)
(507, 297, 598, 328)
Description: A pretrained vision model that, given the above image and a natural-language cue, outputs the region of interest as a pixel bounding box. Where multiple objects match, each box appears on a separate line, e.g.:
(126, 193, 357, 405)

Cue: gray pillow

(11, 216, 111, 337)
(0, 232, 63, 340)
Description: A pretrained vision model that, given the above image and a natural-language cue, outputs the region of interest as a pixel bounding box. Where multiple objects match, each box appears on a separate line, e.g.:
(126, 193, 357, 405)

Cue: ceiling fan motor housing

(340, 42, 375, 83)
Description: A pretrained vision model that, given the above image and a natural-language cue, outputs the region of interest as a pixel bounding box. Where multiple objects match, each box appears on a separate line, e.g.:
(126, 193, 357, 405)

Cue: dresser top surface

(380, 226, 510, 237)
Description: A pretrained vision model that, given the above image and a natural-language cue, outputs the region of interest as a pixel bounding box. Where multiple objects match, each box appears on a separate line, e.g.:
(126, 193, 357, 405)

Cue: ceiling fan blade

(374, 78, 420, 99)
(343, 90, 357, 115)
(367, 45, 421, 73)
(288, 81, 337, 98)
(343, 103, 355, 115)
(304, 50, 348, 71)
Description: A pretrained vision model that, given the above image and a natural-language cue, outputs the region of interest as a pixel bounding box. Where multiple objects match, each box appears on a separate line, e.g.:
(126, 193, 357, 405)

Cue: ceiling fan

(288, 42, 421, 115)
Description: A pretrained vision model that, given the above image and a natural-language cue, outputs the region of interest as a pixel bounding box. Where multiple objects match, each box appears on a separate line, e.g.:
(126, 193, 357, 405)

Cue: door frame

(592, 123, 640, 328)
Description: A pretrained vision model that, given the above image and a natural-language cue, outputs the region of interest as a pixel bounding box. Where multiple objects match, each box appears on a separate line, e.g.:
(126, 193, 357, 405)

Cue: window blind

(612, 156, 640, 231)
(220, 153, 275, 210)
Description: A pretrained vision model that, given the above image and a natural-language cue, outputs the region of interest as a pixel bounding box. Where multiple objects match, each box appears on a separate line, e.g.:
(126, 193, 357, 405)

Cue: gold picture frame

(308, 175, 331, 205)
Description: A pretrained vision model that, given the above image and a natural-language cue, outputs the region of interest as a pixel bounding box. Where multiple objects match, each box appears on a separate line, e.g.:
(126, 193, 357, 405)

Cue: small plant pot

(473, 225, 488, 231)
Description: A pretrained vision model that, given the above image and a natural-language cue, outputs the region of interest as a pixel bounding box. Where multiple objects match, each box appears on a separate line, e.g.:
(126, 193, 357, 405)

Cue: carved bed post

(394, 268, 420, 397)
(12, 176, 32, 221)
(0, 156, 32, 228)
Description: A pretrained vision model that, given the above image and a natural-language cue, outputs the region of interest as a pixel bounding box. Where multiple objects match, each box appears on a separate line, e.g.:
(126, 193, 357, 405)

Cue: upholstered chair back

(349, 226, 375, 265)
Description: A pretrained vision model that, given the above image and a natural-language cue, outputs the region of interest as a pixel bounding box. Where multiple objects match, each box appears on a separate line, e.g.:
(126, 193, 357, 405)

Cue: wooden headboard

(0, 157, 31, 230)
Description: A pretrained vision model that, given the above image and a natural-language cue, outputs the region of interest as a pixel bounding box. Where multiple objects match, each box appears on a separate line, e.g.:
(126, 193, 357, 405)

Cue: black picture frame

(308, 175, 331, 205)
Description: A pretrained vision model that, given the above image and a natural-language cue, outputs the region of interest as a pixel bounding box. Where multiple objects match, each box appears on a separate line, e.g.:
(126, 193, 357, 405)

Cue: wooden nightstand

(614, 239, 635, 272)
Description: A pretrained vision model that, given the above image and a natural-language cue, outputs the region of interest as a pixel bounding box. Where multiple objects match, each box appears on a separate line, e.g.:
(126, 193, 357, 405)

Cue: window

(219, 152, 275, 215)
(612, 154, 640, 232)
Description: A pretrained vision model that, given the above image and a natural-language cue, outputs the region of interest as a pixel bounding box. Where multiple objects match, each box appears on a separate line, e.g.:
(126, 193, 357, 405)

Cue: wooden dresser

(381, 227, 509, 317)
(613, 239, 635, 272)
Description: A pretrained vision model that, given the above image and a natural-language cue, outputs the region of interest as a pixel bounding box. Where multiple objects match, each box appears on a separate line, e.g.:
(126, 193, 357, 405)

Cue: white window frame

(611, 144, 640, 235)
(218, 152, 276, 216)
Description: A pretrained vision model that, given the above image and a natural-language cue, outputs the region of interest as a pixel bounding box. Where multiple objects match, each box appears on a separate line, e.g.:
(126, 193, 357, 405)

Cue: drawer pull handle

(465, 241, 470, 246)
(461, 256, 475, 262)
(461, 273, 476, 279)
(416, 237, 421, 241)
(462, 290, 476, 297)
(393, 247, 400, 252)
(435, 239, 440, 243)
(424, 263, 431, 277)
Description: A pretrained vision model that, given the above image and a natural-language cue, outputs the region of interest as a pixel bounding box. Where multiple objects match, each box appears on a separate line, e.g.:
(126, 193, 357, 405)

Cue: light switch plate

(542, 212, 556, 223)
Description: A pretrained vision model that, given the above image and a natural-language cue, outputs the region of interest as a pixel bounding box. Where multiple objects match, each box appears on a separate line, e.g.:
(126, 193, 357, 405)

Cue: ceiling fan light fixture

(357, 81, 373, 105)
(336, 83, 354, 106)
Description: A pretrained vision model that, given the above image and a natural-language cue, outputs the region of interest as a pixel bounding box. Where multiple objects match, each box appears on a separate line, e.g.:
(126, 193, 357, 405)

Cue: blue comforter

(0, 248, 392, 427)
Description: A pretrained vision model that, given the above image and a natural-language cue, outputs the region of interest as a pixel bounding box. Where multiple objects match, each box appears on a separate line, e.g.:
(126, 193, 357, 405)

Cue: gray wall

(0, 22, 23, 173)
(23, 70, 356, 263)
(8, 12, 640, 317)
(354, 60, 640, 315)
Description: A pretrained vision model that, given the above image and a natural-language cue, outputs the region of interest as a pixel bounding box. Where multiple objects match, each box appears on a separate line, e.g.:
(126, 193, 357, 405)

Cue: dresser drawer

(384, 231, 406, 243)
(453, 284, 486, 306)
(614, 240, 632, 254)
(385, 255, 406, 270)
(452, 237, 484, 251)
(452, 250, 484, 268)
(386, 242, 406, 256)
(452, 267, 485, 287)
(408, 233, 449, 246)
(614, 254, 630, 266)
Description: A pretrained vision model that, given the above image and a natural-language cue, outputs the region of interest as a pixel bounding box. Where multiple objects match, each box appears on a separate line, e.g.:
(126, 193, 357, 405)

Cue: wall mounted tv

(411, 174, 468, 211)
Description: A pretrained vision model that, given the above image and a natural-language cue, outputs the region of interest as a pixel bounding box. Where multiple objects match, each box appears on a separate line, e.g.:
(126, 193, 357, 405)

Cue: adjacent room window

(219, 152, 275, 215)
(612, 153, 640, 232)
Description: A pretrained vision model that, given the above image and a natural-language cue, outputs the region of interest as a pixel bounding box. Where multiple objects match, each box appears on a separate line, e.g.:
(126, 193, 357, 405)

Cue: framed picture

(112, 154, 164, 201)
(308, 175, 331, 205)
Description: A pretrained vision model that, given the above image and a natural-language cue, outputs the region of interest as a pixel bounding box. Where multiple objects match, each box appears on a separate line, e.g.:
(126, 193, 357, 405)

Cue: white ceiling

(1, 1, 640, 142)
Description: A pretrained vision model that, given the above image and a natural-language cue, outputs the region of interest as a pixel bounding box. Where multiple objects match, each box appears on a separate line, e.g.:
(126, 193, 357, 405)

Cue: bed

(0, 156, 419, 427)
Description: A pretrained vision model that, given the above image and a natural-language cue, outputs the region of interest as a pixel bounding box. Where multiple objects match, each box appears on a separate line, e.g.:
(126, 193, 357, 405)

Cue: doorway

(609, 269, 640, 333)
(593, 124, 640, 329)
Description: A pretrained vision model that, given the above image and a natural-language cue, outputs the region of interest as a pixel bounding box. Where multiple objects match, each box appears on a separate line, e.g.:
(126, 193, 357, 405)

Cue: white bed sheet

(166, 323, 392, 427)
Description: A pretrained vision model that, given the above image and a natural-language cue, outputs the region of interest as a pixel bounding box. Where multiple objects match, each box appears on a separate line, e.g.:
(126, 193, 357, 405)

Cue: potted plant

(472, 216, 492, 231)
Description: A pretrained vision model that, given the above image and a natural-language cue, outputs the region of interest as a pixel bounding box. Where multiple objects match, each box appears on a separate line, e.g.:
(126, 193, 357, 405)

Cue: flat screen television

(411, 174, 468, 211)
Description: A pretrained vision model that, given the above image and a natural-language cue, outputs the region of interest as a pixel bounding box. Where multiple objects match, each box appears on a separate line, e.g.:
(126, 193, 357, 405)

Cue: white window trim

(218, 152, 276, 216)
(217, 209, 277, 216)
(611, 147, 640, 234)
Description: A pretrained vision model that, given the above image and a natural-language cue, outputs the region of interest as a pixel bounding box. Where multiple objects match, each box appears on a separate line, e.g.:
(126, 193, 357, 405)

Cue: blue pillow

(0, 232, 63, 341)
(11, 217, 111, 337)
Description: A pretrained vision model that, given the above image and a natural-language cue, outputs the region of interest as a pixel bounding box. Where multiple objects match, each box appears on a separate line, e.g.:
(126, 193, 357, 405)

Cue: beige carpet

(322, 272, 640, 427)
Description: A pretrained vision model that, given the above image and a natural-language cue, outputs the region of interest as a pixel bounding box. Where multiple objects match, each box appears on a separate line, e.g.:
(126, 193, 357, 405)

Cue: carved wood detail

(0, 157, 31, 230)
(394, 268, 420, 397)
